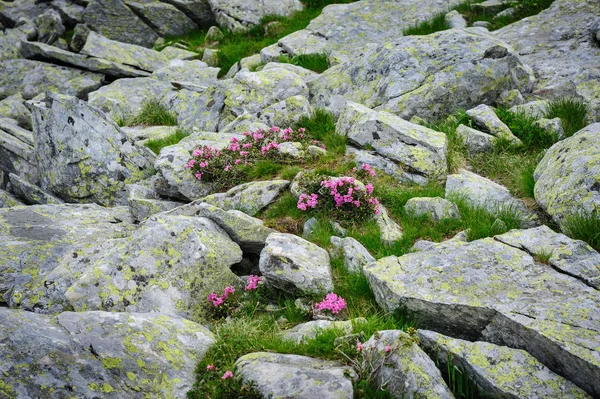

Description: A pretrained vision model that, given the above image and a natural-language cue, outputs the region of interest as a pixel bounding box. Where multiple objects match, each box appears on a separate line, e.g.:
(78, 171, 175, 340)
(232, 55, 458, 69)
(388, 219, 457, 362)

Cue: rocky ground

(0, 0, 599, 398)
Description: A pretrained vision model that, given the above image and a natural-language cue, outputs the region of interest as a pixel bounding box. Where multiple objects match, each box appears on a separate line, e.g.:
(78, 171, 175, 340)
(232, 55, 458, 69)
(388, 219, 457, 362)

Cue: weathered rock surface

(466, 104, 522, 145)
(201, 179, 290, 216)
(346, 146, 427, 185)
(533, 117, 564, 140)
(0, 188, 22, 208)
(418, 329, 591, 399)
(126, 183, 182, 221)
(0, 93, 32, 130)
(35, 9, 65, 45)
(534, 123, 600, 225)
(363, 237, 600, 396)
(0, 122, 38, 184)
(125, 0, 199, 37)
(363, 330, 454, 399)
(208, 0, 303, 33)
(8, 173, 63, 205)
(330, 236, 375, 274)
(161, 0, 214, 27)
(152, 59, 219, 86)
(405, 197, 461, 221)
(456, 124, 497, 154)
(283, 319, 356, 344)
(259, 232, 333, 296)
(509, 100, 550, 120)
(0, 308, 214, 398)
(375, 205, 404, 245)
(235, 352, 355, 399)
(337, 102, 448, 181)
(445, 10, 467, 29)
(166, 84, 225, 131)
(310, 28, 533, 121)
(258, 95, 312, 128)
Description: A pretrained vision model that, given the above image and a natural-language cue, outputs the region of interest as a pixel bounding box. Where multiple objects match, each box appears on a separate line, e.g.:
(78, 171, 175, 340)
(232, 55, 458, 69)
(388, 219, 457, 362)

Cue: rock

(165, 85, 225, 132)
(495, 226, 600, 290)
(205, 25, 224, 43)
(405, 197, 461, 221)
(0, 0, 51, 24)
(121, 125, 178, 145)
(509, 100, 550, 120)
(534, 123, 600, 225)
(330, 236, 375, 274)
(533, 117, 564, 140)
(0, 120, 38, 184)
(82, 0, 159, 47)
(69, 23, 90, 52)
(166, 201, 275, 254)
(152, 59, 219, 86)
(161, 0, 215, 27)
(310, 28, 533, 121)
(466, 104, 522, 145)
(471, 0, 509, 14)
(88, 77, 174, 119)
(302, 217, 318, 238)
(455, 124, 497, 154)
(446, 169, 538, 227)
(260, 43, 284, 63)
(219, 68, 309, 130)
(21, 41, 152, 78)
(363, 237, 600, 397)
(409, 115, 427, 126)
(495, 0, 600, 119)
(31, 92, 155, 206)
(445, 10, 467, 29)
(493, 6, 516, 20)
(337, 102, 448, 181)
(375, 205, 403, 245)
(283, 319, 357, 344)
(363, 330, 454, 399)
(8, 173, 63, 205)
(0, 188, 22, 208)
(473, 21, 492, 29)
(160, 46, 198, 61)
(223, 61, 240, 79)
(411, 230, 469, 253)
(124, 0, 199, 37)
(496, 89, 525, 108)
(0, 59, 104, 100)
(258, 95, 312, 127)
(277, 141, 304, 158)
(49, 0, 85, 27)
(346, 146, 427, 186)
(81, 31, 169, 72)
(418, 329, 591, 399)
(240, 53, 262, 70)
(0, 25, 31, 61)
(126, 183, 182, 221)
(0, 308, 214, 398)
(236, 352, 355, 399)
(34, 9, 64, 45)
(208, 0, 303, 33)
(201, 47, 219, 66)
(259, 232, 333, 296)
(201, 180, 290, 216)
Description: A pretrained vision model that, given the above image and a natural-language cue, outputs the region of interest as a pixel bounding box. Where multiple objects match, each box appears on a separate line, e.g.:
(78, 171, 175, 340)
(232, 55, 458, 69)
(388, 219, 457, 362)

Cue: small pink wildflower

(223, 286, 235, 298)
(239, 151, 249, 157)
(297, 193, 319, 211)
(384, 346, 391, 353)
(365, 183, 374, 195)
(206, 364, 216, 371)
(195, 172, 203, 180)
(184, 159, 195, 169)
(224, 165, 231, 172)
(356, 340, 365, 352)
(242, 143, 253, 149)
(198, 161, 208, 168)
(234, 159, 242, 165)
(298, 128, 306, 133)
(222, 371, 233, 380)
(362, 163, 376, 177)
(193, 149, 202, 157)
(315, 293, 346, 314)
(245, 275, 263, 291)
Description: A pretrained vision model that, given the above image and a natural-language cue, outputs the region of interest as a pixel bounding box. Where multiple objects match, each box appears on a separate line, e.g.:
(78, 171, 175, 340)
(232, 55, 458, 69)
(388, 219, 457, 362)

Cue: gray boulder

(418, 329, 591, 399)
(471, 0, 507, 14)
(82, 0, 159, 47)
(375, 205, 404, 245)
(455, 124, 497, 154)
(466, 104, 522, 145)
(124, 0, 199, 37)
(201, 179, 290, 216)
(31, 92, 155, 206)
(534, 123, 600, 225)
(363, 237, 600, 396)
(533, 117, 564, 140)
(496, 89, 525, 108)
(8, 173, 63, 205)
(152, 59, 219, 86)
(208, 0, 303, 33)
(35, 9, 65, 45)
(405, 197, 461, 221)
(310, 28, 534, 121)
(166, 85, 225, 132)
(283, 319, 357, 344)
(259, 232, 334, 296)
(0, 93, 32, 129)
(346, 146, 428, 186)
(509, 100, 550, 120)
(49, 0, 85, 26)
(258, 95, 312, 128)
(0, 188, 22, 208)
(235, 352, 355, 399)
(337, 102, 448, 181)
(69, 23, 91, 53)
(0, 308, 214, 398)
(161, 0, 215, 27)
(126, 183, 182, 221)
(330, 236, 375, 274)
(445, 10, 467, 29)
(0, 122, 38, 185)
(262, 62, 320, 83)
(363, 330, 454, 399)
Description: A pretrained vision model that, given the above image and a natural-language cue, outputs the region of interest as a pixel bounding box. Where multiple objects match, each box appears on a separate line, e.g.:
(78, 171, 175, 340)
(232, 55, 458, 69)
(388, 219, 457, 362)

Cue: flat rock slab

(363, 237, 600, 396)
(208, 0, 303, 33)
(201, 179, 290, 216)
(0, 309, 214, 398)
(405, 197, 461, 221)
(235, 352, 355, 399)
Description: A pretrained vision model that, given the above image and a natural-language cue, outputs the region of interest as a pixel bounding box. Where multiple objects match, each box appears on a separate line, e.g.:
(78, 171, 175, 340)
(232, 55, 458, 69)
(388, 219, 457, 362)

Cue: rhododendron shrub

(187, 126, 325, 189)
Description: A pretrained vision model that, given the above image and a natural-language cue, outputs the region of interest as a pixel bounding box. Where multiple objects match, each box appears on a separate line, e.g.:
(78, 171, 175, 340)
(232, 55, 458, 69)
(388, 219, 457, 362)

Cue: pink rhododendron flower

(195, 172, 203, 180)
(222, 371, 233, 380)
(224, 165, 231, 172)
(223, 286, 235, 298)
(184, 159, 195, 169)
(315, 293, 346, 314)
(207, 364, 216, 371)
(365, 183, 374, 195)
(245, 275, 263, 291)
(384, 346, 391, 353)
(193, 149, 202, 157)
(356, 340, 365, 352)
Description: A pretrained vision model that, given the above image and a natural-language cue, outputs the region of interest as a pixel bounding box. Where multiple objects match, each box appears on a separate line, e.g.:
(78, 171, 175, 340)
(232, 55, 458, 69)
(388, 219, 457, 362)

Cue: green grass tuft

(244, 160, 284, 180)
(495, 107, 557, 149)
(127, 100, 178, 127)
(562, 211, 600, 252)
(145, 128, 190, 154)
(545, 97, 589, 138)
(518, 163, 536, 199)
(278, 53, 329, 73)
(403, 13, 449, 36)
(293, 108, 347, 156)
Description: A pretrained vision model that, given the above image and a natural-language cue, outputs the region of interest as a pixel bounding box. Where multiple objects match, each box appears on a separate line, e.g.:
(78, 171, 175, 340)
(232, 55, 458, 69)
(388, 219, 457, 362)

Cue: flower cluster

(315, 293, 347, 314)
(245, 275, 263, 291)
(187, 126, 325, 189)
(208, 286, 235, 307)
(297, 193, 319, 210)
(352, 163, 376, 178)
(206, 364, 234, 381)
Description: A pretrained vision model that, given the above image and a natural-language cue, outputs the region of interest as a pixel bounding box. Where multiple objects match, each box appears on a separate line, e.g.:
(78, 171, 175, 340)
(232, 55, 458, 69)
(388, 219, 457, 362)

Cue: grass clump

(279, 53, 329, 73)
(126, 100, 178, 127)
(403, 13, 449, 36)
(145, 128, 190, 154)
(562, 211, 600, 252)
(544, 97, 589, 138)
(495, 107, 557, 149)
(293, 108, 346, 156)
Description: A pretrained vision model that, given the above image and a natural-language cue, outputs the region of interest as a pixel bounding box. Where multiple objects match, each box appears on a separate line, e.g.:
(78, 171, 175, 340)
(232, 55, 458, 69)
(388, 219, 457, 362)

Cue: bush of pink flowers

(314, 293, 347, 315)
(207, 275, 264, 319)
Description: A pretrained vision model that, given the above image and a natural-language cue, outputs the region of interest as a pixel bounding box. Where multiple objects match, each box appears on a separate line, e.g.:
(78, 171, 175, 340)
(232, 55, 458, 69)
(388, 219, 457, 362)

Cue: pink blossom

(384, 346, 391, 353)
(298, 128, 306, 133)
(365, 183, 374, 195)
(315, 293, 346, 314)
(184, 159, 195, 169)
(242, 143, 253, 149)
(362, 163, 376, 177)
(225, 165, 231, 172)
(240, 151, 249, 157)
(223, 286, 235, 298)
(356, 340, 365, 352)
(222, 371, 233, 380)
(199, 161, 208, 168)
(195, 172, 203, 180)
(206, 364, 216, 371)
(245, 275, 263, 291)
(193, 149, 202, 157)
(235, 159, 242, 165)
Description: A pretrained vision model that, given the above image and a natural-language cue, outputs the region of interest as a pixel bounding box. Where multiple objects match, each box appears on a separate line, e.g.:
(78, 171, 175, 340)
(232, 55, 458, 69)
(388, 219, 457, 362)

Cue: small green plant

(403, 13, 449, 36)
(545, 97, 589, 138)
(562, 211, 600, 252)
(445, 355, 480, 399)
(533, 248, 553, 264)
(127, 100, 178, 127)
(495, 108, 557, 149)
(278, 53, 329, 73)
(145, 128, 190, 154)
(518, 163, 536, 199)
(293, 108, 347, 156)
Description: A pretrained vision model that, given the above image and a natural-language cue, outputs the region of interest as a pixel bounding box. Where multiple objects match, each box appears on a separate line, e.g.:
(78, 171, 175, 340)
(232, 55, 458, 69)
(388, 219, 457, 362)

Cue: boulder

(0, 308, 214, 398)
(534, 123, 600, 225)
(69, 23, 90, 52)
(262, 62, 320, 83)
(509, 100, 550, 120)
(208, 0, 303, 33)
(0, 59, 104, 100)
(375, 205, 404, 245)
(165, 85, 225, 132)
(346, 146, 428, 186)
(330, 236, 375, 274)
(455, 124, 497, 154)
(0, 188, 22, 208)
(34, 9, 65, 45)
(124, 0, 199, 37)
(121, 125, 179, 146)
(160, 0, 215, 27)
(0, 25, 31, 61)
(0, 123, 38, 184)
(126, 183, 182, 221)
(404, 197, 461, 221)
(363, 237, 600, 396)
(310, 28, 534, 121)
(445, 10, 467, 29)
(0, 0, 51, 24)
(283, 319, 357, 344)
(471, 0, 507, 14)
(201, 180, 290, 216)
(496, 89, 525, 108)
(8, 173, 63, 205)
(31, 92, 155, 206)
(152, 60, 219, 87)
(418, 329, 591, 399)
(363, 330, 454, 399)
(337, 102, 448, 181)
(0, 93, 32, 130)
(259, 232, 334, 296)
(258, 95, 312, 128)
(466, 104, 522, 145)
(49, 0, 85, 27)
(160, 46, 198, 61)
(533, 117, 564, 140)
(82, 0, 159, 47)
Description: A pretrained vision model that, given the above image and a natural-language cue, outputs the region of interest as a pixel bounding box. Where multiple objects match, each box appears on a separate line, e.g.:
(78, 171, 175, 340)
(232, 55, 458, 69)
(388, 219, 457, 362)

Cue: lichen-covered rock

(533, 117, 564, 140)
(405, 197, 461, 221)
(69, 23, 91, 52)
(363, 330, 454, 399)
(0, 59, 104, 100)
(0, 93, 32, 130)
(495, 226, 600, 290)
(0, 124, 38, 185)
(165, 85, 225, 132)
(0, 308, 214, 398)
(446, 169, 538, 227)
(445, 10, 467, 29)
(124, 0, 199, 37)
(534, 123, 600, 225)
(0, 188, 22, 208)
(152, 59, 219, 86)
(161, 0, 215, 27)
(509, 100, 550, 120)
(346, 146, 427, 185)
(418, 329, 591, 399)
(496, 0, 600, 120)
(496, 89, 525, 108)
(259, 232, 333, 296)
(455, 124, 497, 154)
(126, 183, 182, 221)
(201, 179, 290, 216)
(330, 236, 375, 274)
(0, 0, 51, 25)
(31, 92, 155, 206)
(283, 319, 358, 344)
(262, 62, 320, 83)
(208, 0, 303, 33)
(466, 104, 522, 145)
(310, 28, 533, 121)
(8, 173, 63, 205)
(258, 95, 312, 128)
(35, 9, 65, 45)
(337, 102, 448, 181)
(235, 352, 355, 399)
(160, 46, 198, 61)
(363, 237, 600, 396)
(82, 0, 159, 47)
(375, 205, 404, 245)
